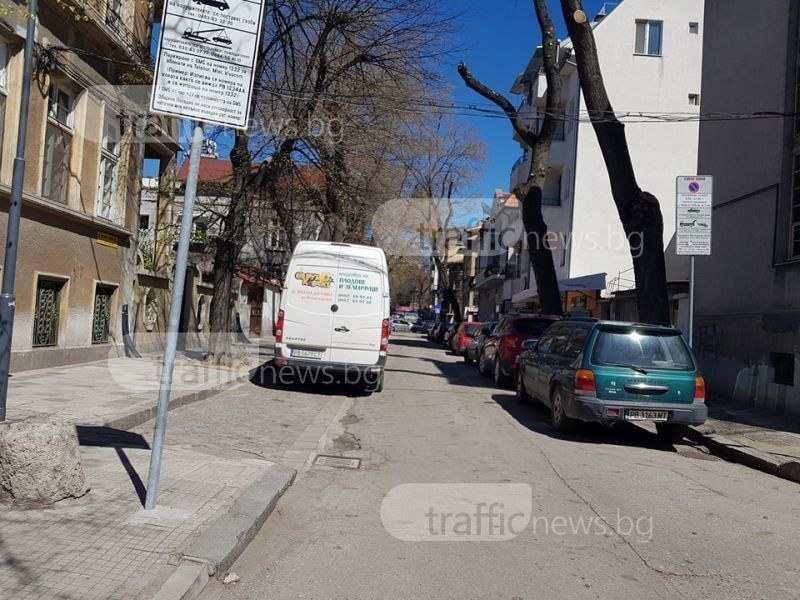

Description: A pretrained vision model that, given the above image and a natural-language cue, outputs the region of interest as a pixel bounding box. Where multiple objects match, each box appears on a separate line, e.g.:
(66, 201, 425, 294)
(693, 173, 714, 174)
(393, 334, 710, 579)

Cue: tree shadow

(76, 427, 150, 507)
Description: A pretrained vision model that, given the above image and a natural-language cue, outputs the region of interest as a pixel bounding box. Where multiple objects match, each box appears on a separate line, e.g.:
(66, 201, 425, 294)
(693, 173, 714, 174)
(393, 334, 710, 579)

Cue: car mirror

(522, 340, 539, 351)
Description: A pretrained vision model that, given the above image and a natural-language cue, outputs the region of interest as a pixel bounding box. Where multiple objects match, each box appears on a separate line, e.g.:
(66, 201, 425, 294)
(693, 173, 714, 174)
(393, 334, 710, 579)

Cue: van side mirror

(522, 340, 539, 351)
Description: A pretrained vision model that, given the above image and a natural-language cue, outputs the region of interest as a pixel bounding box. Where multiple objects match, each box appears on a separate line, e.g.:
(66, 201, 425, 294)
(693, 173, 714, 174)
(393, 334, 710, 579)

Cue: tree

(558, 0, 670, 325)
(206, 0, 451, 363)
(457, 0, 568, 317)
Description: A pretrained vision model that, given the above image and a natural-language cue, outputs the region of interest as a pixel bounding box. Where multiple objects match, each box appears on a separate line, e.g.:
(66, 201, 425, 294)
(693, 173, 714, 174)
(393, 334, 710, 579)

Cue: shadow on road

(490, 393, 686, 452)
(76, 426, 150, 507)
(248, 362, 375, 398)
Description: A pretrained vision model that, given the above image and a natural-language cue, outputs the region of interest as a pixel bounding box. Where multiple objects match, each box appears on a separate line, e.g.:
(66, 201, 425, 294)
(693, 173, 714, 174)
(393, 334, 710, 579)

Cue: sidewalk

(0, 342, 316, 600)
(7, 344, 271, 429)
(687, 396, 800, 483)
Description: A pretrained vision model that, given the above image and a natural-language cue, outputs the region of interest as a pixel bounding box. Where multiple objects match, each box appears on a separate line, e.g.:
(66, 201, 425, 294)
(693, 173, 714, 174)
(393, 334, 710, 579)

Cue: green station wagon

(515, 319, 707, 442)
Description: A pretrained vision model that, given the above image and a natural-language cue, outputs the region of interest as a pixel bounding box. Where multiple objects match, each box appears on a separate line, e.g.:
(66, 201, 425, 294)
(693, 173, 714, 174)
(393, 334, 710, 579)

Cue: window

(48, 84, 74, 128)
(591, 329, 695, 371)
(42, 123, 71, 203)
(96, 112, 120, 221)
(139, 215, 150, 230)
(91, 285, 115, 344)
(563, 327, 591, 359)
(688, 94, 700, 106)
(33, 278, 64, 347)
(791, 153, 800, 258)
(635, 20, 663, 56)
(688, 22, 699, 34)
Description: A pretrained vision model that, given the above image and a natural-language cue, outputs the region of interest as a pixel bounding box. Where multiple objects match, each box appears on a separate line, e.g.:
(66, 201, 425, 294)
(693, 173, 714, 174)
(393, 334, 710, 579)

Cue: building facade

(0, 0, 179, 370)
(694, 0, 800, 414)
(505, 0, 704, 327)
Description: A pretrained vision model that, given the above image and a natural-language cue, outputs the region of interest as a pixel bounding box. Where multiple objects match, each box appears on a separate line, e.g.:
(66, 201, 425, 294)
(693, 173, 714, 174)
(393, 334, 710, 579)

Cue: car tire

(494, 360, 510, 389)
(516, 371, 532, 405)
(464, 351, 473, 365)
(550, 385, 577, 433)
(655, 423, 687, 444)
(478, 351, 490, 377)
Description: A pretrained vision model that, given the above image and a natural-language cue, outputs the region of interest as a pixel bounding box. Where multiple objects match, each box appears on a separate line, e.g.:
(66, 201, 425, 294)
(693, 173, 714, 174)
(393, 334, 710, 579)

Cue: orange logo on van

(294, 271, 334, 288)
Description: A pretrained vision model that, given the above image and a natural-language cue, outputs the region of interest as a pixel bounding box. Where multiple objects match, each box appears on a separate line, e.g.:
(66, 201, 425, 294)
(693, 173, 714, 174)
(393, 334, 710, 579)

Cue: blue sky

(160, 1, 609, 196)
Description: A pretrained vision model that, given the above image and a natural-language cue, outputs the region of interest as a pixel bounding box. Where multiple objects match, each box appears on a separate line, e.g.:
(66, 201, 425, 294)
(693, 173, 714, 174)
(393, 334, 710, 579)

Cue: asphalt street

(199, 333, 800, 600)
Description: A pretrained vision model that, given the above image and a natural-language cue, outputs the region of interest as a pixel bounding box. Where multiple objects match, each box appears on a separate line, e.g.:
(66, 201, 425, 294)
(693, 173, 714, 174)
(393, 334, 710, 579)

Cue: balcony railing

(76, 0, 152, 66)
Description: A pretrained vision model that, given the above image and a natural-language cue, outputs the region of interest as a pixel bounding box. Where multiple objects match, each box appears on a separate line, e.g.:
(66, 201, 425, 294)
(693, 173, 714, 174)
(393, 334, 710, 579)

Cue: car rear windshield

(464, 323, 481, 335)
(591, 329, 695, 371)
(512, 319, 553, 336)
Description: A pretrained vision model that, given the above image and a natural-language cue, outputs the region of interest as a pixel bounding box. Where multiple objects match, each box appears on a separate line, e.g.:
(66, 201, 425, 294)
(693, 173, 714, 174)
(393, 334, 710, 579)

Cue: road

(200, 333, 800, 600)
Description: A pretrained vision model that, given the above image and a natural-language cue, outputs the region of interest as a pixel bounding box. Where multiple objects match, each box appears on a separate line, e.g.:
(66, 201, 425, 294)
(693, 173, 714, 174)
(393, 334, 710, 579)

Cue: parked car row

(418, 314, 707, 442)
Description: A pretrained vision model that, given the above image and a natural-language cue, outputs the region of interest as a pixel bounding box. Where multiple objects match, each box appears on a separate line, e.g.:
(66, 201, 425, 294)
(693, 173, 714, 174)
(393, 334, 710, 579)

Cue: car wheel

(478, 351, 490, 376)
(464, 351, 473, 365)
(655, 423, 687, 444)
(516, 371, 532, 405)
(494, 360, 510, 389)
(550, 385, 577, 433)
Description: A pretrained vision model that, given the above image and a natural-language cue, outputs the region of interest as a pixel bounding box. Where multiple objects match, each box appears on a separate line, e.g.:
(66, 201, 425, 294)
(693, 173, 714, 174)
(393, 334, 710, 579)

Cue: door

(282, 247, 341, 360)
(533, 326, 570, 402)
(329, 248, 387, 365)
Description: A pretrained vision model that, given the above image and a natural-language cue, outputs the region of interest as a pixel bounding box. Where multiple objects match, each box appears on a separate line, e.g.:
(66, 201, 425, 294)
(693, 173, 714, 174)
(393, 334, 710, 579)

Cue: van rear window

(591, 329, 694, 371)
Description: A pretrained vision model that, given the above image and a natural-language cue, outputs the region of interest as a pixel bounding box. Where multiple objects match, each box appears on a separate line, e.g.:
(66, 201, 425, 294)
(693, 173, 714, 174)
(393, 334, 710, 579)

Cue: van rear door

(282, 246, 340, 360)
(330, 248, 386, 365)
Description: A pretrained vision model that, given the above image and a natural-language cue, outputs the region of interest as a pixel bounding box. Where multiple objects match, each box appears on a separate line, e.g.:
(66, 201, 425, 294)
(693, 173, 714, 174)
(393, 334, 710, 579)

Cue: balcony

(64, 0, 152, 66)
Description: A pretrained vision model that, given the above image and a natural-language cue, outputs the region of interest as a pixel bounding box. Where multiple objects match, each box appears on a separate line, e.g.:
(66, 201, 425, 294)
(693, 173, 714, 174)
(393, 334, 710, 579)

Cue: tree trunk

(521, 184, 563, 316)
(559, 0, 670, 325)
(432, 255, 462, 323)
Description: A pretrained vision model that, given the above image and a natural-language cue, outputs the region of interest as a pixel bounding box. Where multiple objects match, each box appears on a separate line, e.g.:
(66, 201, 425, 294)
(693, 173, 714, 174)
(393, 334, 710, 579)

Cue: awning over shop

(512, 272, 607, 306)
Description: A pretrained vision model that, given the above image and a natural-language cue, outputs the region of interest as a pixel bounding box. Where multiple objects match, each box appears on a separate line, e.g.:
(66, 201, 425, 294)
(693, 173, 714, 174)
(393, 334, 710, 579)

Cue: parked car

(465, 321, 496, 365)
(442, 322, 459, 349)
(429, 321, 448, 343)
(411, 319, 433, 333)
(451, 322, 483, 355)
(515, 319, 707, 441)
(479, 314, 559, 387)
(392, 319, 412, 332)
(274, 241, 389, 393)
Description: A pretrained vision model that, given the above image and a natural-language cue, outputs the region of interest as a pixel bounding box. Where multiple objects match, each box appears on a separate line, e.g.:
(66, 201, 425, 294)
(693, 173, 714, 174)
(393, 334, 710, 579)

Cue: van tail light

(694, 376, 706, 403)
(380, 318, 390, 351)
(575, 369, 596, 395)
(275, 310, 285, 343)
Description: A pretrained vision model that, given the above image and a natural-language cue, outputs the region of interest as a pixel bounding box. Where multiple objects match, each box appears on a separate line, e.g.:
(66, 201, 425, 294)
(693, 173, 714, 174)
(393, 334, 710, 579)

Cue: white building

(507, 0, 704, 327)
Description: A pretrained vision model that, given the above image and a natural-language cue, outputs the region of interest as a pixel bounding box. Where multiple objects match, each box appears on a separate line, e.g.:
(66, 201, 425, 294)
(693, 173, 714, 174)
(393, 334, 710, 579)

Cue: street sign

(676, 176, 713, 256)
(150, 0, 266, 129)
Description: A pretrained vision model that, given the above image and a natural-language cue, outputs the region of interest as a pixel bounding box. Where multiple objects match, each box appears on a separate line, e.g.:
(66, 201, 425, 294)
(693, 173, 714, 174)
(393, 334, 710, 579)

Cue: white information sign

(676, 176, 713, 256)
(150, 0, 265, 129)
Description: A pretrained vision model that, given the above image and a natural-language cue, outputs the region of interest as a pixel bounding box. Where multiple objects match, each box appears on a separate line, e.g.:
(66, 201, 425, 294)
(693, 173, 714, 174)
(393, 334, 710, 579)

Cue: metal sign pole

(0, 0, 39, 422)
(688, 256, 695, 348)
(144, 122, 204, 510)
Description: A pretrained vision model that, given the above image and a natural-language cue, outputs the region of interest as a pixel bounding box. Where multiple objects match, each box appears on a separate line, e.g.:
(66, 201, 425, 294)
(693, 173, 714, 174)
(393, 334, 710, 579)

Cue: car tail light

(575, 369, 596, 394)
(380, 318, 390, 351)
(275, 310, 285, 343)
(694, 376, 706, 403)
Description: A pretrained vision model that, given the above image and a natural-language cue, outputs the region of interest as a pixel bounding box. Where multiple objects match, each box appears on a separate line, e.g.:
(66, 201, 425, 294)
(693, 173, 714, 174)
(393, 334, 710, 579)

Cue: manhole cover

(313, 455, 361, 469)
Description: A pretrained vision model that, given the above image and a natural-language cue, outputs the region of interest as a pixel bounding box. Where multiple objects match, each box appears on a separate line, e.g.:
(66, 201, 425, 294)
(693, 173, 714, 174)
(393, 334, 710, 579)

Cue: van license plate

(292, 349, 323, 360)
(625, 410, 669, 422)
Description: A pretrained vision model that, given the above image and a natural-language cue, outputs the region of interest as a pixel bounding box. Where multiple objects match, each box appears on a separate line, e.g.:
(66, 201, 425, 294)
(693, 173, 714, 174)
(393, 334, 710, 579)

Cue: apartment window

(635, 20, 663, 56)
(139, 214, 150, 230)
(48, 84, 74, 128)
(91, 285, 115, 344)
(33, 278, 64, 347)
(96, 113, 120, 221)
(688, 22, 699, 34)
(791, 153, 800, 258)
(42, 82, 75, 203)
(688, 94, 700, 106)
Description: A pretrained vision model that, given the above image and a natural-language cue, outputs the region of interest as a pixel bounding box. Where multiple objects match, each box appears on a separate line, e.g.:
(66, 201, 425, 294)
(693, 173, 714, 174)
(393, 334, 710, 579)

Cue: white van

(274, 241, 390, 392)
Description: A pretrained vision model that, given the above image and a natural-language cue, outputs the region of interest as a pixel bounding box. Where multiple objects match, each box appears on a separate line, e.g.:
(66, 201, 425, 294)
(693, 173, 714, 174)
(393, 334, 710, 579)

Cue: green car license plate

(625, 410, 669, 422)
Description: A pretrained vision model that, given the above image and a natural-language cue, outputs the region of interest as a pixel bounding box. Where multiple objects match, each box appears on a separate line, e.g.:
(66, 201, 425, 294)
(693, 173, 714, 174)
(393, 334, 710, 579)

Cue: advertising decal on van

(295, 271, 335, 288)
(337, 272, 380, 306)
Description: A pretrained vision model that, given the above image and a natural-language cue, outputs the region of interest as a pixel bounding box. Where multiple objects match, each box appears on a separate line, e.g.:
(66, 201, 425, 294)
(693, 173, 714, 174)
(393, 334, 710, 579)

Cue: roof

(177, 158, 325, 189)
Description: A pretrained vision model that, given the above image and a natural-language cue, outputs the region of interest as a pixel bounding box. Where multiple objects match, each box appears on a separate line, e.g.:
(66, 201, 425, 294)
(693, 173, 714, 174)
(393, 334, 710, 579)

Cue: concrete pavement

(199, 333, 800, 600)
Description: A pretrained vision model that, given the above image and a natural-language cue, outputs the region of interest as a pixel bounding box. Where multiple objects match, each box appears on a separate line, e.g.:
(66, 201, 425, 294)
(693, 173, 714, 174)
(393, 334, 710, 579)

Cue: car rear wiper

(604, 362, 649, 375)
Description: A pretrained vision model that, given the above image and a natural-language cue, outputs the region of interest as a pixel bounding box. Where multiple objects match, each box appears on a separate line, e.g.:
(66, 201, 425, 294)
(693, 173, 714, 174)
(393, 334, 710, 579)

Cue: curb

(150, 463, 297, 600)
(686, 426, 800, 484)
